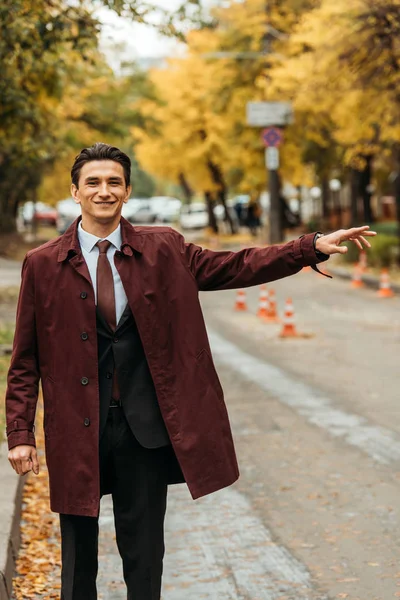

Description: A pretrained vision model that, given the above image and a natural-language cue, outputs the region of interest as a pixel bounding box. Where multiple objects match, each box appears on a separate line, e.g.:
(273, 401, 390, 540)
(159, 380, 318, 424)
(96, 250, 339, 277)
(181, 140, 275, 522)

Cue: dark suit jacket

(96, 305, 170, 448)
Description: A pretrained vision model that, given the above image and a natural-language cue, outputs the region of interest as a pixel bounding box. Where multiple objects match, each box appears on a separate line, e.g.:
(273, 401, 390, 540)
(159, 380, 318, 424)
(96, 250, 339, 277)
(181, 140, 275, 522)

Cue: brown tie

(96, 240, 119, 400)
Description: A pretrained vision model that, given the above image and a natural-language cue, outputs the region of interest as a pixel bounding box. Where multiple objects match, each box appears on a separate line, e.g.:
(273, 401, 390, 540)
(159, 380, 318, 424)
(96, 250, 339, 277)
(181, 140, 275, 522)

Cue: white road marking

(163, 485, 320, 600)
(208, 329, 400, 466)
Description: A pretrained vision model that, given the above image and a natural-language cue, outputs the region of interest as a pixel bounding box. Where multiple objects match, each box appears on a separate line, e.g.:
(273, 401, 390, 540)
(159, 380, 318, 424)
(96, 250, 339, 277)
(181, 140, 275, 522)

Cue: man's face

(71, 160, 131, 225)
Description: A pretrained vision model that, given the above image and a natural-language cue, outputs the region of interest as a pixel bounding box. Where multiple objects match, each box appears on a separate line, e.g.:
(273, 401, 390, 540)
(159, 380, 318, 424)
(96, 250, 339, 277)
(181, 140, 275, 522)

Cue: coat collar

(57, 216, 143, 262)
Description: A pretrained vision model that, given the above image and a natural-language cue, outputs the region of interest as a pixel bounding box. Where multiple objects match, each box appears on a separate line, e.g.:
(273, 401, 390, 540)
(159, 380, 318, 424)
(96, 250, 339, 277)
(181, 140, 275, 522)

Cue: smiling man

(5, 142, 376, 600)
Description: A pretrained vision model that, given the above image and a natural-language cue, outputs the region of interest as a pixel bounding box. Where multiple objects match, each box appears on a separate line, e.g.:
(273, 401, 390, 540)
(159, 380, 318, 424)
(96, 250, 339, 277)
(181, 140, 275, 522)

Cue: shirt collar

(78, 221, 122, 253)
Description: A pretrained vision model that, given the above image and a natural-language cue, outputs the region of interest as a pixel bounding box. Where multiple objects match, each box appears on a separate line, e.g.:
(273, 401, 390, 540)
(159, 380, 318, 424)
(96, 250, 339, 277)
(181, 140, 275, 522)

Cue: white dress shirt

(78, 221, 128, 325)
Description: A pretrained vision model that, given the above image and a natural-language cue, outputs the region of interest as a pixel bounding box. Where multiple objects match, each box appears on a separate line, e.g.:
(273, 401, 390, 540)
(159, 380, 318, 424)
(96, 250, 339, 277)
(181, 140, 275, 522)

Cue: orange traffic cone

(279, 298, 298, 338)
(378, 269, 395, 298)
(264, 289, 280, 323)
(235, 289, 247, 311)
(257, 285, 269, 319)
(359, 250, 368, 273)
(351, 265, 364, 289)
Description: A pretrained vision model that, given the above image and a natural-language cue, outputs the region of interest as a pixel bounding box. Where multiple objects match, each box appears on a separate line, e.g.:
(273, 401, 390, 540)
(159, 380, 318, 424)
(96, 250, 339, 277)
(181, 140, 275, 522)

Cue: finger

(22, 458, 32, 475)
(351, 238, 363, 250)
(15, 459, 23, 476)
(350, 226, 371, 234)
(334, 245, 348, 255)
(9, 459, 17, 473)
(359, 235, 371, 248)
(31, 449, 40, 475)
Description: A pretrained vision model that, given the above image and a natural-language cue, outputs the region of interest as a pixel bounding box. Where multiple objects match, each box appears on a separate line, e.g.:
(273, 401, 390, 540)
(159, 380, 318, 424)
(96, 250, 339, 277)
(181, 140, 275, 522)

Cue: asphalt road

(95, 269, 400, 600)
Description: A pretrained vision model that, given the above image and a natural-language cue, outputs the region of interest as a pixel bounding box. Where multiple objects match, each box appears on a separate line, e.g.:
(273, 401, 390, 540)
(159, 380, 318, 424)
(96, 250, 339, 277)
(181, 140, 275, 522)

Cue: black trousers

(59, 407, 170, 600)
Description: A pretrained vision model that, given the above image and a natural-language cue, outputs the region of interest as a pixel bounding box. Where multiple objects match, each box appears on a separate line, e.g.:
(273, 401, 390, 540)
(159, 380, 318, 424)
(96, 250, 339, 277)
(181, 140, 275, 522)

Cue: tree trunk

(204, 192, 218, 233)
(321, 175, 330, 225)
(350, 168, 359, 226)
(178, 173, 194, 205)
(359, 155, 374, 223)
(0, 165, 37, 234)
(207, 160, 237, 234)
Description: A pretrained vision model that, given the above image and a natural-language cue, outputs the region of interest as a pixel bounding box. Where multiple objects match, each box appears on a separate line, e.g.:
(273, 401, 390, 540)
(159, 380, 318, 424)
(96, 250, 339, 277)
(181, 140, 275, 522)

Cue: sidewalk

(0, 260, 21, 289)
(0, 444, 24, 600)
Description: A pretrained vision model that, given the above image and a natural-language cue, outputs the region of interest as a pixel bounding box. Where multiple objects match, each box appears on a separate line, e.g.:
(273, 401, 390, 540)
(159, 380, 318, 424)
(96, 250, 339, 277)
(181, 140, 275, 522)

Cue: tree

(0, 0, 206, 233)
(0, 0, 99, 232)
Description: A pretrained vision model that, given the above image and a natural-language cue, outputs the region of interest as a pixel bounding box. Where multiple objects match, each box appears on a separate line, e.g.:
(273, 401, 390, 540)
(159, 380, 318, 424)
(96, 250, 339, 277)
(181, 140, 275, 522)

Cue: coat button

(113, 337, 119, 344)
(84, 417, 90, 427)
(80, 292, 88, 299)
(81, 332, 88, 341)
(106, 372, 112, 379)
(81, 377, 89, 386)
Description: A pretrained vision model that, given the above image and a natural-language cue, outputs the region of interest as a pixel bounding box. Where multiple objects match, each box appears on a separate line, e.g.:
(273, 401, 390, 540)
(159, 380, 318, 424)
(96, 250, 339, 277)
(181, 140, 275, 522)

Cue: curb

(0, 442, 25, 600)
(327, 266, 400, 294)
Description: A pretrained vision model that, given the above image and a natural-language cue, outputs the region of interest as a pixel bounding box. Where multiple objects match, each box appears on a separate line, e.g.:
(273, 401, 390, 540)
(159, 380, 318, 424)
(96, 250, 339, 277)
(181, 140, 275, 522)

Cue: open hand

(315, 226, 377, 256)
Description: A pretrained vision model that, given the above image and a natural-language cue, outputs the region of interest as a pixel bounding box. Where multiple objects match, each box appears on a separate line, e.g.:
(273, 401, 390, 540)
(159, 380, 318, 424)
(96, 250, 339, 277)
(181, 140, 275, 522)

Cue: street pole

(264, 0, 283, 244)
(269, 167, 282, 244)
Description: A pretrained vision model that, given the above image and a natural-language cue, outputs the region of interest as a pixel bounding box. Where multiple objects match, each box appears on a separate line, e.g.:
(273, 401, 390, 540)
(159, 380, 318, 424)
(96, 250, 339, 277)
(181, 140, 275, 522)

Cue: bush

(372, 221, 398, 236)
(343, 233, 399, 268)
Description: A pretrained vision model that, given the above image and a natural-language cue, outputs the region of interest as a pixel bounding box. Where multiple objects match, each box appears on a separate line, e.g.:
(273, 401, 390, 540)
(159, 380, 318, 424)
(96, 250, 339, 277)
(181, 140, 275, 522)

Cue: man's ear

(71, 184, 80, 204)
(124, 185, 132, 203)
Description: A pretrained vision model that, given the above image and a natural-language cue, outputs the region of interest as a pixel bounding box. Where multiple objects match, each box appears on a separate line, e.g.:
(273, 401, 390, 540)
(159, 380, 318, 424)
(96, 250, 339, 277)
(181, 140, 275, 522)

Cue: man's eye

(87, 182, 97, 186)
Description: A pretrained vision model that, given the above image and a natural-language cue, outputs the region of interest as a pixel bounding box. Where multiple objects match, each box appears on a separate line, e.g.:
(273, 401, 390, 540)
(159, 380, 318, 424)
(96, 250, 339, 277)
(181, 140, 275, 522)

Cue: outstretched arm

(179, 227, 376, 292)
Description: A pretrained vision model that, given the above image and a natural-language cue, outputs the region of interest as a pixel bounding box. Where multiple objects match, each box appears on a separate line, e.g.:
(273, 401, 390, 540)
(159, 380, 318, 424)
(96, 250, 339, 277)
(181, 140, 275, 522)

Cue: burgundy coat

(6, 218, 324, 516)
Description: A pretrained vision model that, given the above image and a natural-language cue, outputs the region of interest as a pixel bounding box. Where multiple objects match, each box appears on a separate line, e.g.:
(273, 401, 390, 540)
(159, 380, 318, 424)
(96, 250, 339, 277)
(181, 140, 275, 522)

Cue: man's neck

(80, 217, 121, 239)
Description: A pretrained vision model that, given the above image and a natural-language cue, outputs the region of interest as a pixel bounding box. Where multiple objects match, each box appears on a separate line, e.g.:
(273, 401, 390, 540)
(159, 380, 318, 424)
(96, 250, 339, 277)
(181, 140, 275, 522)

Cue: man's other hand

(315, 226, 377, 256)
(8, 445, 39, 476)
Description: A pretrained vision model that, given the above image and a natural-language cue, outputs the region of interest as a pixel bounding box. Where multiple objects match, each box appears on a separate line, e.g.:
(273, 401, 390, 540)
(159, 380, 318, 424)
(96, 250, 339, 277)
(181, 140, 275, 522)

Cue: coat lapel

(68, 254, 93, 287)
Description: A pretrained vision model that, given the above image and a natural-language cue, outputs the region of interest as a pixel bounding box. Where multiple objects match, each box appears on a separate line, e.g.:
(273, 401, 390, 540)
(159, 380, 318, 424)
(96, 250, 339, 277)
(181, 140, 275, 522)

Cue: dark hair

(71, 142, 131, 188)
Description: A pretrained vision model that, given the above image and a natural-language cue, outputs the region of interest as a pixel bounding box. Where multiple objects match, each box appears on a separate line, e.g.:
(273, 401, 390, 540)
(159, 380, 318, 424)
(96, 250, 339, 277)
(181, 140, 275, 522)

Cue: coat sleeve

(5, 255, 39, 450)
(178, 232, 327, 291)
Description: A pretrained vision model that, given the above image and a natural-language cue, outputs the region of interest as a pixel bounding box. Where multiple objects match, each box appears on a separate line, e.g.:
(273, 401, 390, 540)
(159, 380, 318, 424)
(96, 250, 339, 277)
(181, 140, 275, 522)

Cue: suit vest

(96, 304, 171, 448)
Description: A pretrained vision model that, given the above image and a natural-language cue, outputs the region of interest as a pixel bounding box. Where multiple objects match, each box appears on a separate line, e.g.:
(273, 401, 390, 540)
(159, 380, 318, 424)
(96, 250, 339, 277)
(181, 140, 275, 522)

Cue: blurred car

(127, 196, 181, 224)
(121, 198, 146, 223)
(127, 200, 157, 224)
(22, 202, 58, 227)
(56, 198, 81, 234)
(154, 198, 181, 223)
(180, 203, 209, 230)
(35, 204, 58, 226)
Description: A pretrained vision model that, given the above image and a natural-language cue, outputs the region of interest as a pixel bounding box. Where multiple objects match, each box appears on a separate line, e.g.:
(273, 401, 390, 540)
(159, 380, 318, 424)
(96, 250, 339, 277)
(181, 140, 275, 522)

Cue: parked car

(121, 198, 147, 223)
(22, 202, 58, 227)
(154, 198, 181, 223)
(56, 198, 81, 234)
(180, 203, 209, 230)
(127, 200, 157, 224)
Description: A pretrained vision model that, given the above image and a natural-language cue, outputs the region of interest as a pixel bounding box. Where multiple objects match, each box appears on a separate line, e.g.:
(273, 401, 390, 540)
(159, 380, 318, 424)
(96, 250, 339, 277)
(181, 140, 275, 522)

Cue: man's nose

(98, 183, 111, 198)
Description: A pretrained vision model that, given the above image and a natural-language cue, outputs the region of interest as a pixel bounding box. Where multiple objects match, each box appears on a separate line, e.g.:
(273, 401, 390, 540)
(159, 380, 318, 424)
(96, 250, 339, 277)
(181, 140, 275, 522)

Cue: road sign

(247, 101, 293, 127)
(261, 127, 283, 147)
(265, 147, 279, 170)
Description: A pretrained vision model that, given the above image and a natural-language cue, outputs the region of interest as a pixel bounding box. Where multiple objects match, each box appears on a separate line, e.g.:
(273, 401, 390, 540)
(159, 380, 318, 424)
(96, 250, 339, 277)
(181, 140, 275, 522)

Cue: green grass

(0, 325, 14, 441)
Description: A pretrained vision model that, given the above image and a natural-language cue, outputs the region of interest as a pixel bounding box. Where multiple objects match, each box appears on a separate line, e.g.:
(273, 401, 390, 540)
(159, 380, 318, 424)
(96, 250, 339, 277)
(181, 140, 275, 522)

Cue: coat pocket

(196, 348, 224, 400)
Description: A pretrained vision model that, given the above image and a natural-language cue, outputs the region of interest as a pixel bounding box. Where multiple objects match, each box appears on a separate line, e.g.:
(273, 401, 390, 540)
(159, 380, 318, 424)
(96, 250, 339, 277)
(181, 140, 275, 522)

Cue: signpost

(261, 127, 283, 148)
(247, 102, 293, 127)
(247, 101, 293, 244)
